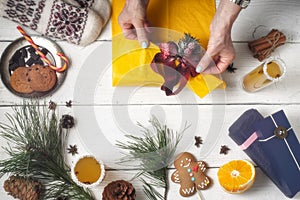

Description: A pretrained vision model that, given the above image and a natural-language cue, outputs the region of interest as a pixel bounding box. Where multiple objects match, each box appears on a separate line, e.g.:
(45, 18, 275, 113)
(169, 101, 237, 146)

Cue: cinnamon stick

(248, 29, 286, 61)
(252, 35, 286, 53)
(248, 29, 279, 48)
(256, 42, 286, 61)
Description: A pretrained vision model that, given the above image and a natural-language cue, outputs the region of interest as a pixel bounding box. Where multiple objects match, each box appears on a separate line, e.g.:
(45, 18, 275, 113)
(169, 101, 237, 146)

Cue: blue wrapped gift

(228, 109, 267, 171)
(229, 109, 300, 198)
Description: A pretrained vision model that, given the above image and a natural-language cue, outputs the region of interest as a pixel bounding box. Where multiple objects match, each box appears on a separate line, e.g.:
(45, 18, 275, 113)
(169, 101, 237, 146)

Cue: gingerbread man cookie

(171, 152, 210, 197)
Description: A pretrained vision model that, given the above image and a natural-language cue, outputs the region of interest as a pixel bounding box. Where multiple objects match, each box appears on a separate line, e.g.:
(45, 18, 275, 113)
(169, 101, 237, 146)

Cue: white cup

(71, 155, 105, 188)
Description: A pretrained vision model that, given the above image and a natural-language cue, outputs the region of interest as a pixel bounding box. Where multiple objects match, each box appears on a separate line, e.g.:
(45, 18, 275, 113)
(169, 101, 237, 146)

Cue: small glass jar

(71, 155, 105, 188)
(242, 57, 286, 92)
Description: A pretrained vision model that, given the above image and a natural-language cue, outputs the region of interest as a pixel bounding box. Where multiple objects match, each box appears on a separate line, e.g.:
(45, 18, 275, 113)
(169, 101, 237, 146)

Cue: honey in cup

(243, 57, 286, 92)
(73, 155, 105, 187)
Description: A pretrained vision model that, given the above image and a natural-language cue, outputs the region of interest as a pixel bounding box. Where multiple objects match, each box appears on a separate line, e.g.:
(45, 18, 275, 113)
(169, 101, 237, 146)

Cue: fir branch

(141, 178, 164, 200)
(177, 33, 201, 57)
(0, 101, 94, 200)
(116, 116, 188, 200)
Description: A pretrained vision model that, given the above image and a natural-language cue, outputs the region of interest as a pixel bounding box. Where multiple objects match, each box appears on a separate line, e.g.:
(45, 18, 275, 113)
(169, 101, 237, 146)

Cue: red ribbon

(150, 41, 200, 96)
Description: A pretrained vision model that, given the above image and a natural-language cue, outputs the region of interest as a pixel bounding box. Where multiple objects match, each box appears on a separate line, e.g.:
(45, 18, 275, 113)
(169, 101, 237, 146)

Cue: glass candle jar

(71, 155, 105, 188)
(242, 57, 286, 92)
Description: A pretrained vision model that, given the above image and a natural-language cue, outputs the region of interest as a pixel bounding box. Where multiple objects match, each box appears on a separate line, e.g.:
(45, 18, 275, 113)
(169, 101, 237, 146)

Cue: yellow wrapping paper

(112, 0, 226, 98)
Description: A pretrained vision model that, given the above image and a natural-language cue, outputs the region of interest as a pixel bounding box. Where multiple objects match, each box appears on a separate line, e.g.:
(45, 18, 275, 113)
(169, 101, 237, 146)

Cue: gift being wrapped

(229, 109, 300, 198)
(111, 0, 226, 98)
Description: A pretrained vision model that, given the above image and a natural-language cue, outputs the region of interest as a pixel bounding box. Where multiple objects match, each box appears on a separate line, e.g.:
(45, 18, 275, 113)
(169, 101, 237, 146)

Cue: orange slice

(217, 160, 256, 193)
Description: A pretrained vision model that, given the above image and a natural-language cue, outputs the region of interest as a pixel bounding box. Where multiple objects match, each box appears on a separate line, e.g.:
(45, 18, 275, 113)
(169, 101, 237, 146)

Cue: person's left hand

(197, 31, 235, 74)
(196, 0, 241, 74)
(196, 20, 235, 74)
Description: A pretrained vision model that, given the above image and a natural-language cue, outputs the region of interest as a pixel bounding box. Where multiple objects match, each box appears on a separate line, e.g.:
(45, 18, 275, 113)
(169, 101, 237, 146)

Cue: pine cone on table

(60, 114, 75, 129)
(3, 175, 43, 200)
(102, 180, 136, 200)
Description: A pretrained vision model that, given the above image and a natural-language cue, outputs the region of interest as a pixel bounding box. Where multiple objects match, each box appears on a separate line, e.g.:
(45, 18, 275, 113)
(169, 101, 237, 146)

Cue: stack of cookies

(10, 64, 57, 94)
(8, 45, 58, 94)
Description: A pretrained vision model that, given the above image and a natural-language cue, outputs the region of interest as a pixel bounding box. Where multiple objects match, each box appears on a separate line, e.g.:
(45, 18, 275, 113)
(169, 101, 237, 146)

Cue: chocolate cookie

(10, 67, 33, 94)
(28, 65, 57, 92)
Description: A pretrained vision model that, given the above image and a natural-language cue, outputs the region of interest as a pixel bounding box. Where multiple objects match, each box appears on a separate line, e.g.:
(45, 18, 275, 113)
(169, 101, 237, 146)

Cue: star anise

(65, 100, 72, 107)
(67, 145, 78, 156)
(220, 145, 230, 155)
(226, 63, 237, 73)
(194, 136, 203, 148)
(48, 100, 57, 110)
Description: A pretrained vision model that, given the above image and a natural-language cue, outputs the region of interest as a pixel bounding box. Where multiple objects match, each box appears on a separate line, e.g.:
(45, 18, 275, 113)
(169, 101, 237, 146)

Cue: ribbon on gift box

(229, 109, 300, 198)
(239, 113, 300, 171)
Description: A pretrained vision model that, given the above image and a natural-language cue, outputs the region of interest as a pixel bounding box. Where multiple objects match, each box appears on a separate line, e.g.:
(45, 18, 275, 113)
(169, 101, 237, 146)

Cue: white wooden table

(1, 0, 300, 199)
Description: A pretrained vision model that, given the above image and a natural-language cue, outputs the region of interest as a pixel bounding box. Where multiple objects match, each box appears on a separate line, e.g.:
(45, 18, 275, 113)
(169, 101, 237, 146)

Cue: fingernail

(141, 41, 148, 49)
(196, 66, 203, 73)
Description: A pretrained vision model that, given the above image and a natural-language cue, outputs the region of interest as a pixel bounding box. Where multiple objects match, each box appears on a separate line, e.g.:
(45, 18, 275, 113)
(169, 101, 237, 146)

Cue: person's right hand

(118, 0, 150, 48)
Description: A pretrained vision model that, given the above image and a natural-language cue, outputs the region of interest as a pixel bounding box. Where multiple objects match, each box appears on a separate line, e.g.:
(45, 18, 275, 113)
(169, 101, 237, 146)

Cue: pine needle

(0, 101, 94, 200)
(177, 33, 201, 57)
(116, 116, 188, 200)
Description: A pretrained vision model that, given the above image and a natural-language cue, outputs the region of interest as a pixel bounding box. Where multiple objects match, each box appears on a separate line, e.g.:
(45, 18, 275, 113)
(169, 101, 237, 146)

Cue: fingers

(119, 19, 150, 48)
(202, 63, 225, 74)
(118, 0, 150, 48)
(197, 43, 235, 74)
(196, 52, 233, 74)
(120, 23, 138, 40)
(132, 19, 149, 48)
(196, 52, 215, 73)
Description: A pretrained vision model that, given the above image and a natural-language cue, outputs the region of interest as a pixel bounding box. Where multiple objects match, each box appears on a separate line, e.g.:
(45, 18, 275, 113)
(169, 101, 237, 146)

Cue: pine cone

(102, 180, 136, 200)
(60, 114, 75, 129)
(3, 175, 43, 200)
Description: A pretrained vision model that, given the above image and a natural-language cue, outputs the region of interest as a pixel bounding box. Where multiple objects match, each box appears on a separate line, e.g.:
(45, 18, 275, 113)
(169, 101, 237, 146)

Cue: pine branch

(141, 178, 164, 200)
(116, 116, 188, 200)
(178, 33, 201, 57)
(0, 101, 94, 200)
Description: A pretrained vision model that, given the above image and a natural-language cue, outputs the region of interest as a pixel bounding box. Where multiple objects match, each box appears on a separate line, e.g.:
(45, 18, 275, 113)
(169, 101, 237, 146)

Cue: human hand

(196, 20, 235, 74)
(118, 0, 150, 48)
(196, 0, 241, 74)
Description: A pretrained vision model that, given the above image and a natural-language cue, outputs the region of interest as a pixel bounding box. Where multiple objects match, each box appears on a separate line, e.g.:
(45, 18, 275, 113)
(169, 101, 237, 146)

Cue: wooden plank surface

(0, 42, 300, 105)
(2, 104, 300, 199)
(0, 0, 300, 42)
(0, 168, 299, 200)
(1, 0, 300, 199)
(62, 104, 300, 169)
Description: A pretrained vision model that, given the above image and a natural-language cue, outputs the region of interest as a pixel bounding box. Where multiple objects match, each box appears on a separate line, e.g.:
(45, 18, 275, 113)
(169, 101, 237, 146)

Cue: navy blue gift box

(229, 109, 300, 198)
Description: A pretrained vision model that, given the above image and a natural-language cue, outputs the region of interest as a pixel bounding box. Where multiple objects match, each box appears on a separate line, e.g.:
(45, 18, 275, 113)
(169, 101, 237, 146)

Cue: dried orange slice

(217, 160, 256, 193)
